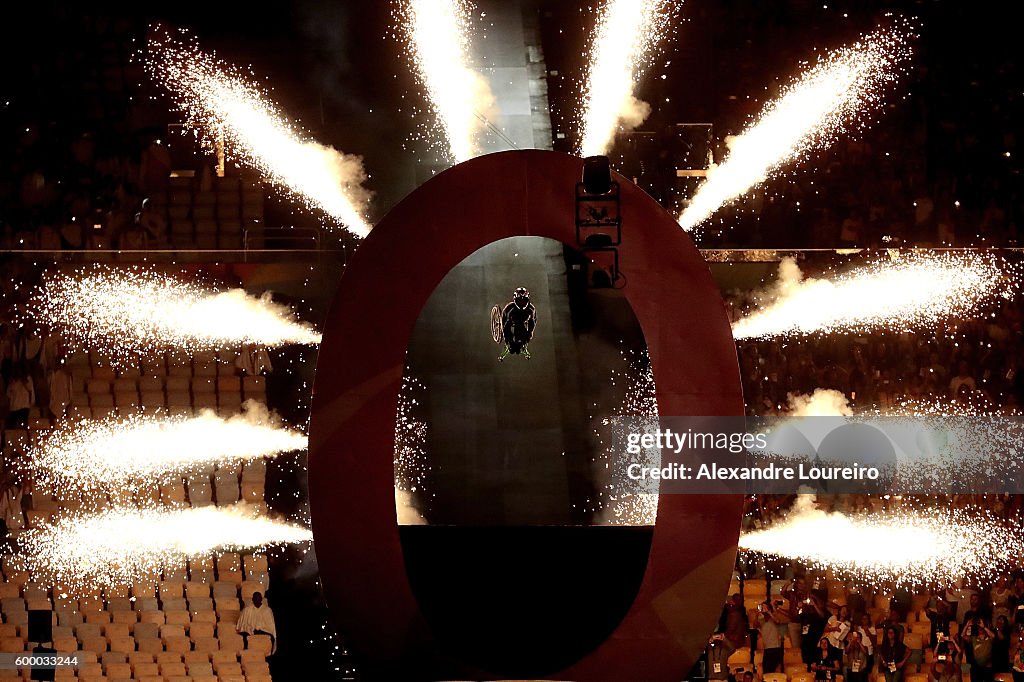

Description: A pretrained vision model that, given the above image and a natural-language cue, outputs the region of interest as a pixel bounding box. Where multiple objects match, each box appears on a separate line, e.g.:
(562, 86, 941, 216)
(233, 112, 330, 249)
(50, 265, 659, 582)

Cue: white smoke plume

(394, 375, 430, 525)
(618, 95, 652, 133)
(402, 0, 499, 162)
(732, 252, 1010, 340)
(147, 31, 371, 236)
(13, 502, 311, 590)
(740, 495, 1024, 586)
(786, 389, 853, 417)
(30, 400, 305, 494)
(579, 0, 671, 157)
(395, 489, 427, 525)
(30, 267, 322, 359)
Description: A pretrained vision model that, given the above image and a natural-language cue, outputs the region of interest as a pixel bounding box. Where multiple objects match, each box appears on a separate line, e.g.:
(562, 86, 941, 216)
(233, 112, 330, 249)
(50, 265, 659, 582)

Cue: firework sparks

(12, 504, 311, 589)
(884, 396, 1015, 417)
(394, 375, 429, 525)
(870, 400, 1024, 494)
(595, 348, 659, 526)
(758, 391, 1024, 495)
(31, 403, 305, 494)
(786, 389, 853, 416)
(739, 497, 1022, 586)
(579, 0, 672, 157)
(679, 23, 912, 232)
(732, 253, 1010, 340)
(30, 267, 321, 357)
(147, 32, 370, 236)
(402, 0, 496, 162)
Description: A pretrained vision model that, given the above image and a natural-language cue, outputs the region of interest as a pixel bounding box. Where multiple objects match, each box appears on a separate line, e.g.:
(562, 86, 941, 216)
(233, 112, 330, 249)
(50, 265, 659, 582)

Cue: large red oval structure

(309, 150, 745, 680)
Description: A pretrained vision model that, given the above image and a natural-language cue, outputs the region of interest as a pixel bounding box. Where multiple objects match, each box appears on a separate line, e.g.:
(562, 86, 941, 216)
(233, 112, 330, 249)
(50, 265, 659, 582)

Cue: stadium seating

(1, 343, 276, 680)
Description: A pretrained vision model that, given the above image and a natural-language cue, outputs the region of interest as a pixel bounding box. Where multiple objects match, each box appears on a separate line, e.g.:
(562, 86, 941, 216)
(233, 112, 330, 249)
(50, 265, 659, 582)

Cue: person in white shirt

(236, 591, 277, 654)
(857, 612, 878, 672)
(824, 604, 852, 656)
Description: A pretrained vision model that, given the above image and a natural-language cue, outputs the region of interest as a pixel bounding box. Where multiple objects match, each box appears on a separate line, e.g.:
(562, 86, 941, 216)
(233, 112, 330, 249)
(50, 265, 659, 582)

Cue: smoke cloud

(31, 400, 306, 493)
(395, 489, 427, 525)
(618, 94, 652, 133)
(733, 252, 1009, 340)
(786, 389, 852, 417)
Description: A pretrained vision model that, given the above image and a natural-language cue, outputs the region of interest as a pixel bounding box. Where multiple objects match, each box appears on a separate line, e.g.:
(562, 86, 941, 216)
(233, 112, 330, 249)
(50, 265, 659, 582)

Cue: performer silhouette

(497, 287, 537, 361)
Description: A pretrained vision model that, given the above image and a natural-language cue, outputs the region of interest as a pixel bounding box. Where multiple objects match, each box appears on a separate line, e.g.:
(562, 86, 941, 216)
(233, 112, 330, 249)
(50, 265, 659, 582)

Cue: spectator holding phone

(825, 604, 852, 656)
(962, 618, 995, 682)
(846, 630, 870, 682)
(930, 657, 962, 682)
(758, 599, 789, 673)
(707, 633, 736, 682)
(800, 593, 830, 668)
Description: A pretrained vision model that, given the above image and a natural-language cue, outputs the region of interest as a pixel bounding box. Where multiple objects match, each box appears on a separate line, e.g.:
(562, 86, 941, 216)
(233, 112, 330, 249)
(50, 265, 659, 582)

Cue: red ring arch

(309, 150, 745, 680)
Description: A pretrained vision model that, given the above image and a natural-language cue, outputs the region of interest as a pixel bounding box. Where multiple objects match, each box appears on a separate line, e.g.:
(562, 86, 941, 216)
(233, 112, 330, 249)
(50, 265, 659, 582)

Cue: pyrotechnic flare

(597, 349, 659, 526)
(31, 403, 306, 493)
(402, 0, 496, 162)
(30, 267, 321, 357)
(394, 375, 429, 525)
(679, 23, 913, 232)
(579, 0, 672, 157)
(786, 389, 853, 417)
(739, 496, 1023, 586)
(884, 396, 1017, 417)
(763, 391, 1024, 495)
(13, 504, 311, 589)
(869, 399, 1023, 494)
(147, 32, 370, 236)
(732, 253, 1010, 340)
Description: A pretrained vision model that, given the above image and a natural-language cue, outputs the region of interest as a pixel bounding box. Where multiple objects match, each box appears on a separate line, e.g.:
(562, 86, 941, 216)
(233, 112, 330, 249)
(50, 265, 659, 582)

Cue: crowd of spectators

(0, 123, 180, 251)
(719, 494, 1024, 682)
(0, 112, 255, 253)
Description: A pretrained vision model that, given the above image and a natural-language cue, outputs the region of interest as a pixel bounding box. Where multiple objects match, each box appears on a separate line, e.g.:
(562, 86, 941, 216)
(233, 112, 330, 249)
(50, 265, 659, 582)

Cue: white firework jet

(579, 0, 673, 157)
(759, 391, 1024, 495)
(30, 403, 306, 494)
(595, 348, 660, 526)
(147, 32, 371, 237)
(679, 22, 913, 232)
(29, 266, 321, 357)
(401, 0, 496, 162)
(871, 399, 1024, 495)
(12, 504, 311, 589)
(732, 253, 1012, 340)
(394, 374, 430, 525)
(739, 497, 1023, 587)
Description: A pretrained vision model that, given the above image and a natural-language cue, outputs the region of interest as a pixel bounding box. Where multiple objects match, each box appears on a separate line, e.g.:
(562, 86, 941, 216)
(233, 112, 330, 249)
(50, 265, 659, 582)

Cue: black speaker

(582, 156, 612, 195)
(29, 645, 56, 681)
(27, 609, 52, 643)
